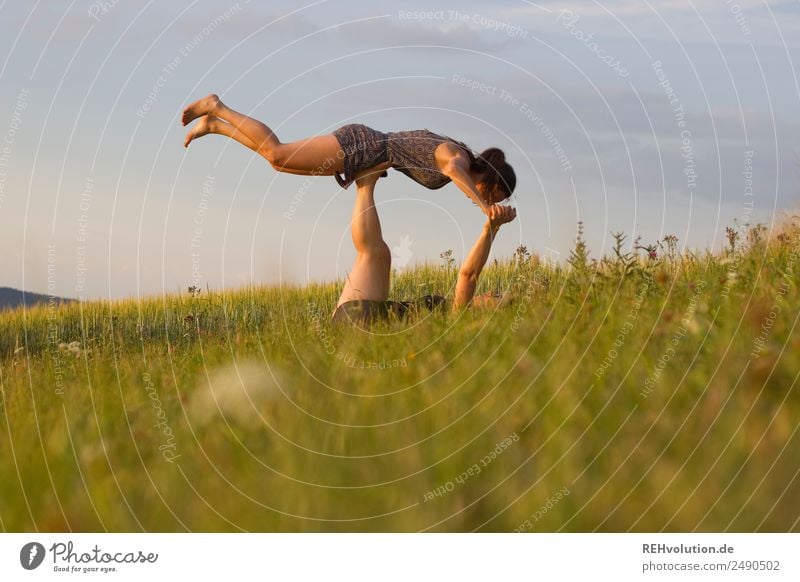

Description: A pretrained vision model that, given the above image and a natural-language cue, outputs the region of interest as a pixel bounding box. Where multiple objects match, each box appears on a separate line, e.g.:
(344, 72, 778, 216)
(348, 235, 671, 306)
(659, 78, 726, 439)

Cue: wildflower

(725, 226, 739, 252)
(514, 245, 531, 265)
(440, 249, 455, 268)
(58, 341, 86, 357)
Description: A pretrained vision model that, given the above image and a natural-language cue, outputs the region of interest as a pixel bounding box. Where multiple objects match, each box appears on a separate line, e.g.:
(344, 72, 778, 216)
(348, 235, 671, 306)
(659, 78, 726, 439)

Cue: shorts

(331, 295, 446, 326)
(332, 123, 389, 189)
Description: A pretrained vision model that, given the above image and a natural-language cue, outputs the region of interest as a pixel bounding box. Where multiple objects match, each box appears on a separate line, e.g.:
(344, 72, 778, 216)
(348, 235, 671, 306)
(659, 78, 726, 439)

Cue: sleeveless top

(385, 129, 475, 190)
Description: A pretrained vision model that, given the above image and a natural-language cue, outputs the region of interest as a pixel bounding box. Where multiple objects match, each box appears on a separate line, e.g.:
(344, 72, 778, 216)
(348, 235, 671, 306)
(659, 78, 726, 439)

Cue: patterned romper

(331, 123, 474, 190)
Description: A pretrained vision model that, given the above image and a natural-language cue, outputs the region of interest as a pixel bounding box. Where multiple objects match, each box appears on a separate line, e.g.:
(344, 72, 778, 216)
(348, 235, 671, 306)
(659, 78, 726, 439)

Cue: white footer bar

(1, 533, 796, 581)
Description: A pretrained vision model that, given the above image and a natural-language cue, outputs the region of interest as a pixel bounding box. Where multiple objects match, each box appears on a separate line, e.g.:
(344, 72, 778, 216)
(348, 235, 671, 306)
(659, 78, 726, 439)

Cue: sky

(0, 0, 799, 300)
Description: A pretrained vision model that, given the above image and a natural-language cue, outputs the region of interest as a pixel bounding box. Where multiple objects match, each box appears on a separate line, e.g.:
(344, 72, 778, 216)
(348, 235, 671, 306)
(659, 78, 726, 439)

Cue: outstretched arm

(437, 143, 492, 216)
(453, 205, 517, 309)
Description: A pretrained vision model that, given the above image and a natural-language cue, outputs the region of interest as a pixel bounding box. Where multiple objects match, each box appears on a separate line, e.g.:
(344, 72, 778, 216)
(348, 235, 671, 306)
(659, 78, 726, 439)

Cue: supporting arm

(453, 205, 517, 309)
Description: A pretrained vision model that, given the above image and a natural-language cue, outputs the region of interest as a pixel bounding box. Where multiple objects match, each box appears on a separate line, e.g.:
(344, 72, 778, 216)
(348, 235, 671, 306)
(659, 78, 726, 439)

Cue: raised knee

(361, 242, 391, 265)
(262, 144, 287, 168)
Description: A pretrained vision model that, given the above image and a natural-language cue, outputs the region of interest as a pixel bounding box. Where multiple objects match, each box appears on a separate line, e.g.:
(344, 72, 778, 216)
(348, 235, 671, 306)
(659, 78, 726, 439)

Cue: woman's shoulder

(434, 139, 474, 167)
(440, 133, 475, 159)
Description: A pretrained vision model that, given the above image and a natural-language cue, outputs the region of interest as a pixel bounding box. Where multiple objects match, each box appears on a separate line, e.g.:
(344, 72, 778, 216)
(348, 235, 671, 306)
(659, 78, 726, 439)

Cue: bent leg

(266, 135, 344, 174)
(335, 172, 391, 308)
(183, 93, 344, 173)
(188, 117, 337, 176)
(184, 94, 279, 152)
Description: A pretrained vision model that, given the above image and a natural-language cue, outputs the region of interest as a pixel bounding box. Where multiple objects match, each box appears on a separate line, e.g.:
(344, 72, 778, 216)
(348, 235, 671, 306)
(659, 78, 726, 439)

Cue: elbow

(440, 162, 458, 181)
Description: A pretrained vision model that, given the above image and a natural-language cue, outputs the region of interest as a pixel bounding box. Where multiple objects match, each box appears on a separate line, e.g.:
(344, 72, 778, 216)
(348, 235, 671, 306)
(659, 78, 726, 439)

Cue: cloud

(515, 0, 787, 18)
(335, 14, 525, 52)
(505, 0, 800, 46)
(171, 4, 320, 41)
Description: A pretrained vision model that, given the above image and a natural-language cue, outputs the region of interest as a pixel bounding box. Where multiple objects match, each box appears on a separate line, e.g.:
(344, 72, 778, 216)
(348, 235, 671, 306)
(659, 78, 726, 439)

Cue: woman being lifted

(182, 94, 516, 216)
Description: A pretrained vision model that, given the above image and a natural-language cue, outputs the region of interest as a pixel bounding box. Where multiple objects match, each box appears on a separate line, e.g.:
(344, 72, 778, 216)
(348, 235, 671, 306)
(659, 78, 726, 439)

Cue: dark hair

(470, 147, 516, 200)
(443, 137, 516, 201)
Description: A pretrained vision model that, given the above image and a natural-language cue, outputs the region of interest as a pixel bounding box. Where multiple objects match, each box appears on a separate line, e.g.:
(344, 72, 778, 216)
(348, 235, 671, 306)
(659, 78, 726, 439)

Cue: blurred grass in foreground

(1, 217, 799, 532)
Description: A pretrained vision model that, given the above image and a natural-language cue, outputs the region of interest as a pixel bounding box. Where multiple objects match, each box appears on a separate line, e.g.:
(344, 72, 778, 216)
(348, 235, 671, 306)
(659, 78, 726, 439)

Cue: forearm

(463, 220, 499, 275)
(453, 221, 499, 308)
(448, 166, 491, 214)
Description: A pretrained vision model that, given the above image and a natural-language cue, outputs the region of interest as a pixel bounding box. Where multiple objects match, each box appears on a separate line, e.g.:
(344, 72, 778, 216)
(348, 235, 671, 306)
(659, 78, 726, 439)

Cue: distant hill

(0, 287, 75, 311)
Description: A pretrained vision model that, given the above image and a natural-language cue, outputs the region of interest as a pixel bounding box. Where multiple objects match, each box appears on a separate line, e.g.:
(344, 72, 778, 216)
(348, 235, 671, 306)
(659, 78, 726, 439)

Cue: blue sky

(1, 0, 799, 299)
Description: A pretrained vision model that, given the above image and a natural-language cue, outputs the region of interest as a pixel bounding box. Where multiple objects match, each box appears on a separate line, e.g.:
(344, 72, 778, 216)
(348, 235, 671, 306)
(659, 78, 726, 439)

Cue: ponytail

(444, 137, 517, 200)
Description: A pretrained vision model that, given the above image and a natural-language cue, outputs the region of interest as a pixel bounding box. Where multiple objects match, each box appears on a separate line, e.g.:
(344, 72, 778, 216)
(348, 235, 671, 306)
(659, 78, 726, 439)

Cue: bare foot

(182, 93, 220, 126)
(184, 115, 216, 148)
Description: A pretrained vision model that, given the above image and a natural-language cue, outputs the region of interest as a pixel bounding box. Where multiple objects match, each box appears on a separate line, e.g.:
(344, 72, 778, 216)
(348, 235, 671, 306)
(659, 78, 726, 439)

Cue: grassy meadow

(1, 218, 799, 532)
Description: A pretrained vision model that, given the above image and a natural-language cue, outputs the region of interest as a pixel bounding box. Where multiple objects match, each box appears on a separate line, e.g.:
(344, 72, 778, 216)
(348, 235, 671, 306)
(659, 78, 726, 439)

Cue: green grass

(1, 218, 799, 532)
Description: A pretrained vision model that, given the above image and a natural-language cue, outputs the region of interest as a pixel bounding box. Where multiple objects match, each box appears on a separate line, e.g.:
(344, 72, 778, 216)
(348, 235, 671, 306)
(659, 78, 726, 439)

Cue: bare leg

(183, 94, 344, 174)
(184, 116, 337, 176)
(183, 94, 278, 150)
(184, 115, 257, 149)
(335, 171, 391, 308)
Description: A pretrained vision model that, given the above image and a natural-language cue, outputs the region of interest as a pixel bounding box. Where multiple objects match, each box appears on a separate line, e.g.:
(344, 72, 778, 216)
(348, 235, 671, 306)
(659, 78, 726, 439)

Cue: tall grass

(1, 217, 798, 531)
